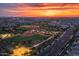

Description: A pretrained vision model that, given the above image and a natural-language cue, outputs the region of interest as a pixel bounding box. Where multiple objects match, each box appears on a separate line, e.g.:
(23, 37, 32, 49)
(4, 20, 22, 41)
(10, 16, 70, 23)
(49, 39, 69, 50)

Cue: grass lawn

(15, 27, 29, 34)
(0, 34, 47, 46)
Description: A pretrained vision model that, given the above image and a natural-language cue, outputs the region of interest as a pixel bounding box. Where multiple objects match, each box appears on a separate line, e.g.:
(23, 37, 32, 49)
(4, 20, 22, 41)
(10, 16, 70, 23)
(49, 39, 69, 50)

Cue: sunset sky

(0, 3, 79, 17)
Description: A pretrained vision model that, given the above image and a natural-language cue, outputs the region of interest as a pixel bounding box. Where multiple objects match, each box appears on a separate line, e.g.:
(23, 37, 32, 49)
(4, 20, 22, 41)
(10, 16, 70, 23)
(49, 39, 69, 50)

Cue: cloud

(0, 3, 79, 17)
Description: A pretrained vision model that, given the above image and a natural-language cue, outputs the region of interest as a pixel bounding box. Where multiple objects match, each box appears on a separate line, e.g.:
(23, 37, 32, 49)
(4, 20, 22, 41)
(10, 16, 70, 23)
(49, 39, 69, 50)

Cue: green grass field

(0, 34, 47, 46)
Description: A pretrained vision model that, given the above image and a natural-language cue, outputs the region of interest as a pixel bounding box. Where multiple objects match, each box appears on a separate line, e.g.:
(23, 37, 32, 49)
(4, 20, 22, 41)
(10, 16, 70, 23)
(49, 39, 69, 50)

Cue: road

(33, 35, 55, 48)
(36, 28, 75, 56)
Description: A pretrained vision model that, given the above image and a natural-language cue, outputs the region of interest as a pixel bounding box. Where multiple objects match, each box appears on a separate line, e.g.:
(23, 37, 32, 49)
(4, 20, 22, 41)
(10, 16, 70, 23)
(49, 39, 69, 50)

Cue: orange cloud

(5, 3, 79, 17)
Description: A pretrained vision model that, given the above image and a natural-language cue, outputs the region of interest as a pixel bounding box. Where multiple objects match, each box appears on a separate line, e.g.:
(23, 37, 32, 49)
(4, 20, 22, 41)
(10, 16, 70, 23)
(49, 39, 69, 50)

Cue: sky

(0, 3, 79, 17)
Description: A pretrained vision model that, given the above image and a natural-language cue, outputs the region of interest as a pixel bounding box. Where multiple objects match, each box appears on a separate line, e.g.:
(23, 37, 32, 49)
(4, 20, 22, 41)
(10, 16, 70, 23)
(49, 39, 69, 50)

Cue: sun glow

(43, 10, 62, 17)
